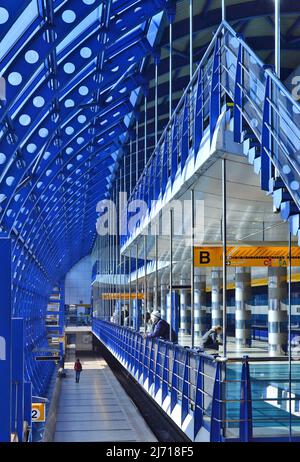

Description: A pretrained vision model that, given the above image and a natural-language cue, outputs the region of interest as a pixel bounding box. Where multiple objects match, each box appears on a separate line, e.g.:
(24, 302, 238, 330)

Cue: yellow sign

(194, 246, 300, 267)
(32, 403, 46, 422)
(102, 293, 144, 300)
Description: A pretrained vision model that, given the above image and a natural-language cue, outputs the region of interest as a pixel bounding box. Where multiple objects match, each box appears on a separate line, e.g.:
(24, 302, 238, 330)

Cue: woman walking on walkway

(74, 358, 82, 383)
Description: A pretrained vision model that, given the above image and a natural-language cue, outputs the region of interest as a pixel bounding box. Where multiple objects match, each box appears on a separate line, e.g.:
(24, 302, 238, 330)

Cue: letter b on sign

(199, 251, 210, 264)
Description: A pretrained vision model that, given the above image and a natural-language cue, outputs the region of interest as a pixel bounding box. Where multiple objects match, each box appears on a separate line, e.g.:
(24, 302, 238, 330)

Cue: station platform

(53, 356, 156, 443)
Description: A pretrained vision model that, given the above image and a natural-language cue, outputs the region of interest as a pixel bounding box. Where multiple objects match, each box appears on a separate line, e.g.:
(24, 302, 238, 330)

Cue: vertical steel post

(191, 189, 195, 348)
(169, 23, 172, 120)
(12, 318, 24, 442)
(24, 382, 32, 441)
(274, 0, 280, 180)
(136, 121, 139, 184)
(155, 62, 158, 146)
(222, 159, 227, 357)
(189, 0, 193, 81)
(130, 139, 132, 195)
(109, 204, 112, 318)
(144, 234, 148, 331)
(288, 231, 292, 440)
(123, 156, 126, 322)
(0, 238, 12, 442)
(129, 248, 132, 328)
(118, 176, 121, 325)
(144, 96, 147, 167)
(155, 224, 159, 312)
(169, 208, 173, 341)
(275, 0, 281, 78)
(136, 243, 139, 330)
(222, 0, 226, 21)
(113, 187, 116, 320)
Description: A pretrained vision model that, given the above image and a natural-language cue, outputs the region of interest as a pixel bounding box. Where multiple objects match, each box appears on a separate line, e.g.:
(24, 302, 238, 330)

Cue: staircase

(122, 20, 300, 249)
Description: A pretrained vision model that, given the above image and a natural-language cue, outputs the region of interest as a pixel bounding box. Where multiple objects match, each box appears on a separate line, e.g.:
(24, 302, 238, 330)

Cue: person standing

(74, 358, 82, 383)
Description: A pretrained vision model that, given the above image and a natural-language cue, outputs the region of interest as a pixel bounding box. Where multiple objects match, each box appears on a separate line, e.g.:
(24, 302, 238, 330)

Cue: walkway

(53, 356, 156, 442)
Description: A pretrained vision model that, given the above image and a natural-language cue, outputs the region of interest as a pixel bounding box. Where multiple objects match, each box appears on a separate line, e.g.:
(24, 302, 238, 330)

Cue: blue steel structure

(121, 20, 300, 250)
(93, 319, 300, 442)
(0, 0, 173, 442)
(2, 0, 300, 443)
(92, 319, 255, 442)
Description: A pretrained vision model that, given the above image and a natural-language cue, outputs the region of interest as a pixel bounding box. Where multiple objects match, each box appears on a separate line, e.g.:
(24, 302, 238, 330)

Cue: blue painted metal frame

(0, 238, 12, 442)
(181, 350, 189, 425)
(0, 2, 169, 425)
(148, 340, 155, 388)
(161, 132, 169, 195)
(93, 319, 300, 442)
(170, 347, 178, 413)
(239, 356, 253, 442)
(24, 382, 32, 442)
(210, 362, 224, 442)
(162, 343, 169, 404)
(260, 74, 272, 191)
(154, 340, 163, 395)
(171, 115, 178, 184)
(209, 37, 221, 144)
(194, 67, 203, 157)
(233, 43, 243, 144)
(194, 356, 204, 439)
(124, 20, 300, 259)
(180, 94, 190, 170)
(12, 318, 24, 442)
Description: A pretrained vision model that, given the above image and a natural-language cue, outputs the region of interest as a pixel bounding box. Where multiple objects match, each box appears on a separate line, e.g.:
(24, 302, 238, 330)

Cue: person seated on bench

(200, 326, 222, 351)
(143, 311, 178, 342)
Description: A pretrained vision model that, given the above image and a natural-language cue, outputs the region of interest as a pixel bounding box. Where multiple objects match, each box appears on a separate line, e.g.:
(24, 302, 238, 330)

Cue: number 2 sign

(31, 403, 46, 422)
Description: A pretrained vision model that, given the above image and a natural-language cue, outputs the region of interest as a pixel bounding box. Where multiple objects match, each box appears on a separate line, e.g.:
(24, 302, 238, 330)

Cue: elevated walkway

(53, 355, 156, 442)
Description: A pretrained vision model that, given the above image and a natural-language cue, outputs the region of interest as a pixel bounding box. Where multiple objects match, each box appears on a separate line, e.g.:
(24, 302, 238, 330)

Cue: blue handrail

(93, 318, 247, 442)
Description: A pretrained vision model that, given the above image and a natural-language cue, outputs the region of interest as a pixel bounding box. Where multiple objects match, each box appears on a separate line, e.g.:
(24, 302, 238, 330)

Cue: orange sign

(102, 293, 144, 300)
(194, 246, 300, 267)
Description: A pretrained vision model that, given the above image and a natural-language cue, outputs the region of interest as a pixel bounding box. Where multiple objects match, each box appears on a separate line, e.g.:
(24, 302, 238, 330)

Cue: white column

(268, 266, 288, 356)
(211, 269, 222, 327)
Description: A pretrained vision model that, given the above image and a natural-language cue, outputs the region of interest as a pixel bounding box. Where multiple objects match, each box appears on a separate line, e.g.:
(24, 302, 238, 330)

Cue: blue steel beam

(0, 238, 12, 442)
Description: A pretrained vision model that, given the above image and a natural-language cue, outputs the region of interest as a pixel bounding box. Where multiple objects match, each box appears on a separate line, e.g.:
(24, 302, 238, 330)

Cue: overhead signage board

(194, 246, 300, 267)
(102, 293, 144, 300)
(32, 403, 45, 422)
(35, 355, 61, 361)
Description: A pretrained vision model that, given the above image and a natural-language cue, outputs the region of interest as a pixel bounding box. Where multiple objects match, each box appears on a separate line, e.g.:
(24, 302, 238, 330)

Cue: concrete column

(211, 269, 222, 328)
(268, 267, 288, 356)
(179, 279, 191, 334)
(160, 283, 168, 319)
(235, 267, 252, 347)
(194, 273, 207, 337)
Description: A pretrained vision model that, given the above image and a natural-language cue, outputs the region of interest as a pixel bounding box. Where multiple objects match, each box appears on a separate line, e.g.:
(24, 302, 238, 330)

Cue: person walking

(74, 358, 82, 383)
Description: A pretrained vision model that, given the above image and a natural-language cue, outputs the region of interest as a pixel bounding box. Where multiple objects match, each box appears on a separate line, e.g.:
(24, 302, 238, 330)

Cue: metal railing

(121, 20, 300, 248)
(93, 319, 300, 442)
